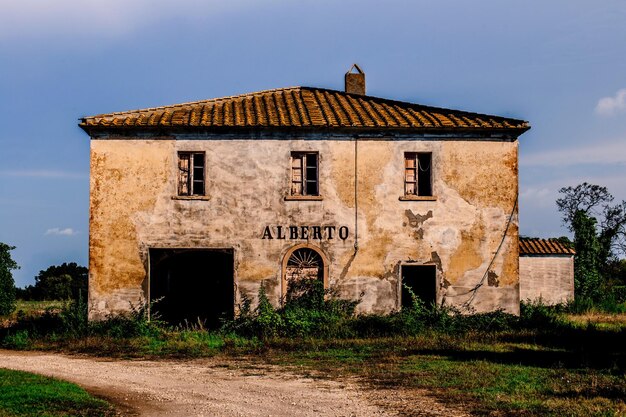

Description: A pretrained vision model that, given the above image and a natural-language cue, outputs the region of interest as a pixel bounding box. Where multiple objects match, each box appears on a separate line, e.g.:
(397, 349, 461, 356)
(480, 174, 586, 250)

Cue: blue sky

(1, 0, 626, 287)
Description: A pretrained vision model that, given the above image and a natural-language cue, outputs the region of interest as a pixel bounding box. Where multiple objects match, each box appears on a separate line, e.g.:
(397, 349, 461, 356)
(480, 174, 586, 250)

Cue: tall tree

(571, 211, 602, 299)
(556, 183, 626, 299)
(33, 263, 88, 301)
(0, 243, 18, 315)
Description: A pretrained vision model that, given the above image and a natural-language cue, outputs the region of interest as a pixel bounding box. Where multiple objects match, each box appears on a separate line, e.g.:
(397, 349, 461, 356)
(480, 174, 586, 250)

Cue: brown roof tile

(80, 87, 530, 133)
(519, 238, 575, 256)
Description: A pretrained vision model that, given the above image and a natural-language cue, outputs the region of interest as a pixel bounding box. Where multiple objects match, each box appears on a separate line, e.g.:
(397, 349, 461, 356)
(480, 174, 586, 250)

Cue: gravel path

(0, 350, 469, 416)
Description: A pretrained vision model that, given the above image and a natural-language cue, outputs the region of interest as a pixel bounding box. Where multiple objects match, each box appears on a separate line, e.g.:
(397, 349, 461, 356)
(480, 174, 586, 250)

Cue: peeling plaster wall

(520, 256, 574, 305)
(88, 137, 520, 319)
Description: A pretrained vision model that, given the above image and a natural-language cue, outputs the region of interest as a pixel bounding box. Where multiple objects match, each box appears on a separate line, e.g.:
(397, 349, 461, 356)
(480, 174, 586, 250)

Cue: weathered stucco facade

(82, 80, 529, 322)
(519, 238, 575, 305)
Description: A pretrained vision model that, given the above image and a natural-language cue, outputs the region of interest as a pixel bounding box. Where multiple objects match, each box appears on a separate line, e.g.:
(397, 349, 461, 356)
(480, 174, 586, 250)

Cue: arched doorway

(281, 244, 329, 297)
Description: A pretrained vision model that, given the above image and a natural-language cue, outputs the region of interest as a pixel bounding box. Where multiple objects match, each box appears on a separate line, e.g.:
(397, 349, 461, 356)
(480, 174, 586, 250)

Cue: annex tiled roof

(519, 238, 575, 256)
(80, 87, 529, 133)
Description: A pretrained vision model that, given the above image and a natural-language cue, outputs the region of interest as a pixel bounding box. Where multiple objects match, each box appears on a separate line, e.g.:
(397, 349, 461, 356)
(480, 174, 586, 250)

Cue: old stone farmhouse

(80, 67, 530, 324)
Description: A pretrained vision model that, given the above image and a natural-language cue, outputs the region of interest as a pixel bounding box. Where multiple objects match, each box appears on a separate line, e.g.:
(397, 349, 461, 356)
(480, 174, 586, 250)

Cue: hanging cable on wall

(460, 195, 518, 309)
(354, 135, 359, 251)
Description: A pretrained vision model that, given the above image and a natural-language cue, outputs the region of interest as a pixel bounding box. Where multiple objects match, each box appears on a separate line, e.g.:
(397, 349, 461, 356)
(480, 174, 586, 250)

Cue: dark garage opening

(401, 265, 437, 309)
(149, 249, 234, 328)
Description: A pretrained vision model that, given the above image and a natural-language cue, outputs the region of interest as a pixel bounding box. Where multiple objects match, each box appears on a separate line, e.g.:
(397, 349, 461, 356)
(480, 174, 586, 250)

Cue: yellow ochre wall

(88, 137, 519, 319)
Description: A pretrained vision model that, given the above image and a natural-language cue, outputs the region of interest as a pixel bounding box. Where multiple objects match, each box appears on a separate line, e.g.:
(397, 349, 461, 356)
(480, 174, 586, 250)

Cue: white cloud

(45, 228, 79, 236)
(595, 88, 626, 116)
(0, 170, 86, 179)
(520, 186, 552, 201)
(521, 139, 626, 167)
(0, 0, 277, 41)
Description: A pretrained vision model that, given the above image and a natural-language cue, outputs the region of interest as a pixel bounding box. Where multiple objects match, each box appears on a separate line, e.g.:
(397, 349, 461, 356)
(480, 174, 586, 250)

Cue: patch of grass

(566, 312, 626, 330)
(14, 300, 65, 315)
(0, 300, 64, 327)
(567, 294, 626, 315)
(2, 326, 626, 415)
(256, 336, 626, 416)
(392, 355, 625, 416)
(0, 368, 114, 416)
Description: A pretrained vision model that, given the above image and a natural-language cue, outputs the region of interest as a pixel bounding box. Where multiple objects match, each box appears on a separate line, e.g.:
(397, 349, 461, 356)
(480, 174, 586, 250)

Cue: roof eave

(79, 124, 530, 139)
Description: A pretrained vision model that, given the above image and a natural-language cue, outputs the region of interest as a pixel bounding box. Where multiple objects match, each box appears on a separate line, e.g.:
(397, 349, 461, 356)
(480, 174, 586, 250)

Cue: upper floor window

(178, 152, 205, 196)
(404, 152, 432, 197)
(291, 152, 319, 196)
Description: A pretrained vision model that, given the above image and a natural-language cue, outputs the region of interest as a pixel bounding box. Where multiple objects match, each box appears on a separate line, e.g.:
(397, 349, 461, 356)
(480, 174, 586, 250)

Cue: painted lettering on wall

(262, 225, 349, 241)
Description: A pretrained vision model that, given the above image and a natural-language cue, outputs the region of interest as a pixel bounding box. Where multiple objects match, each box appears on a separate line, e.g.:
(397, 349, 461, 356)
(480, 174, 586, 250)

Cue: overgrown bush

(566, 293, 626, 314)
(90, 302, 163, 339)
(4, 277, 610, 350)
(223, 278, 358, 338)
(0, 296, 163, 348)
(519, 299, 565, 329)
(2, 329, 31, 349)
(224, 280, 522, 339)
(0, 243, 18, 316)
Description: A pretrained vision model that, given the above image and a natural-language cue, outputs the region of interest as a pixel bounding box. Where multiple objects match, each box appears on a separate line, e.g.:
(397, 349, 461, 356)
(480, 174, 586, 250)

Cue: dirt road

(0, 350, 468, 416)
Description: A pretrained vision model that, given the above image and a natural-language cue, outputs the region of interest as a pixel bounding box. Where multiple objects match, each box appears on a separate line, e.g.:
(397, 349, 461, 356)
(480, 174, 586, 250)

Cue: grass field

(1, 299, 625, 416)
(257, 335, 626, 416)
(0, 300, 64, 325)
(0, 368, 114, 417)
(12, 328, 623, 416)
(567, 312, 626, 330)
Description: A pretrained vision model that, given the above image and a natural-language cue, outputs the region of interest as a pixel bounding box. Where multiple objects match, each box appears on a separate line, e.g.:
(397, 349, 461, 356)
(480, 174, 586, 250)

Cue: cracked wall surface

(88, 137, 520, 319)
(520, 256, 574, 305)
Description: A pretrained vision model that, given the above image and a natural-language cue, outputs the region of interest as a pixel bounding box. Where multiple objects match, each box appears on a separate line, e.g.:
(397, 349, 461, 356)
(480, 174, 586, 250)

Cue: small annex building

(80, 67, 531, 324)
(519, 237, 575, 305)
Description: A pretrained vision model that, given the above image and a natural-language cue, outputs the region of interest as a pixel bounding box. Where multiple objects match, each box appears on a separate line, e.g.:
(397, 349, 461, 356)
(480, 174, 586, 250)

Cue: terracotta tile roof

(519, 238, 575, 256)
(80, 87, 529, 133)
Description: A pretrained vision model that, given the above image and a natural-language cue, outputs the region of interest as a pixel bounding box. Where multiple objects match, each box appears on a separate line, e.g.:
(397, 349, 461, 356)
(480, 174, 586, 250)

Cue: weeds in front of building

(1, 278, 624, 347)
(1, 280, 625, 416)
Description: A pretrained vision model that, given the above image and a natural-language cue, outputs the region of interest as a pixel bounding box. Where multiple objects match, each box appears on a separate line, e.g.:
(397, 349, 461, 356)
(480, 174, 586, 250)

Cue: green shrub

(223, 278, 358, 339)
(612, 286, 626, 303)
(520, 299, 565, 329)
(566, 293, 626, 314)
(0, 296, 163, 346)
(254, 284, 284, 338)
(1, 330, 30, 349)
(0, 243, 18, 316)
(460, 309, 518, 332)
(58, 295, 89, 337)
(223, 279, 522, 339)
(90, 301, 163, 339)
(223, 279, 524, 339)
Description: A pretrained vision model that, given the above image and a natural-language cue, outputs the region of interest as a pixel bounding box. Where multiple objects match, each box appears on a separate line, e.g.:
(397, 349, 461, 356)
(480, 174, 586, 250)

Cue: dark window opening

(149, 249, 234, 328)
(178, 152, 205, 196)
(404, 152, 432, 196)
(291, 152, 319, 196)
(401, 265, 437, 309)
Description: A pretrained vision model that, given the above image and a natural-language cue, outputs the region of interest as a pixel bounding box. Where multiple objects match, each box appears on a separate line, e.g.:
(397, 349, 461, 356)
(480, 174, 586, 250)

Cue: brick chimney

(344, 64, 365, 95)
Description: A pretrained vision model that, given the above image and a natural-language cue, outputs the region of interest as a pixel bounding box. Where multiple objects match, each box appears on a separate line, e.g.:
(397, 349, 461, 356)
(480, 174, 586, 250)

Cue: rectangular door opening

(401, 265, 437, 309)
(149, 248, 234, 328)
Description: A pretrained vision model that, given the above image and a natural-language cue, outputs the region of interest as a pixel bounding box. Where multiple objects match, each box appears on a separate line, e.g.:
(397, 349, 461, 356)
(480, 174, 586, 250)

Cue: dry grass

(566, 312, 626, 329)
(0, 300, 64, 328)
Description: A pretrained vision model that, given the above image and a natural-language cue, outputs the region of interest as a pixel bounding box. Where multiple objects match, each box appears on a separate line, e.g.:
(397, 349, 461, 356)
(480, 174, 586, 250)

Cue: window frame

(287, 151, 321, 200)
(401, 152, 435, 201)
(177, 151, 206, 197)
